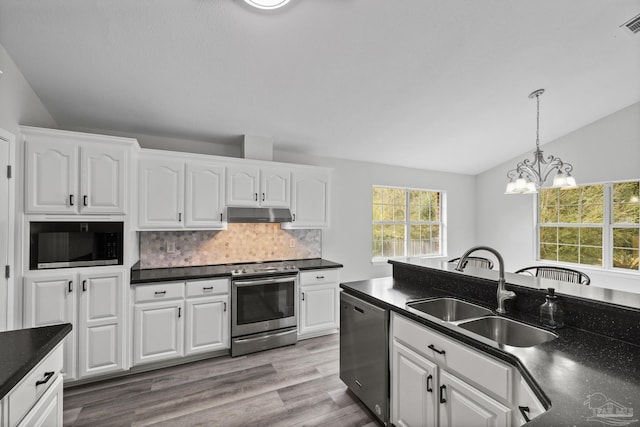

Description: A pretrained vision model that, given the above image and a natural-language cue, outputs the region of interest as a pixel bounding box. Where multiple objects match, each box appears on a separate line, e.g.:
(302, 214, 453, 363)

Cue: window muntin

(537, 181, 639, 272)
(372, 186, 443, 261)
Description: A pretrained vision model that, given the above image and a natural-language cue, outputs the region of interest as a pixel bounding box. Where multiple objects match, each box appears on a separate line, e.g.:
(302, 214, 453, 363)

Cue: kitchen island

(340, 259, 640, 426)
(0, 323, 72, 426)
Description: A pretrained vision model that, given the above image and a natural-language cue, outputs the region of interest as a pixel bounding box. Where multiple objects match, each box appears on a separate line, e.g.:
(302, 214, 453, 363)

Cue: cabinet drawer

(8, 343, 63, 426)
(299, 269, 339, 286)
(186, 279, 229, 298)
(135, 282, 184, 303)
(392, 313, 513, 402)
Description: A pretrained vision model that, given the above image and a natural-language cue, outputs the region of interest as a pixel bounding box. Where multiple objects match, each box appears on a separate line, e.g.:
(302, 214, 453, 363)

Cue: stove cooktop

(230, 261, 299, 277)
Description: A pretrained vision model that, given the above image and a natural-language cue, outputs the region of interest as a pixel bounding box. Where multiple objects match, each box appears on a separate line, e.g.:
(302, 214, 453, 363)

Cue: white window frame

(372, 185, 446, 262)
(535, 180, 639, 274)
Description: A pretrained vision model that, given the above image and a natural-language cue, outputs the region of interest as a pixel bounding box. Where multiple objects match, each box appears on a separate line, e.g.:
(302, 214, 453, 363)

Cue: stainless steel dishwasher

(340, 292, 389, 426)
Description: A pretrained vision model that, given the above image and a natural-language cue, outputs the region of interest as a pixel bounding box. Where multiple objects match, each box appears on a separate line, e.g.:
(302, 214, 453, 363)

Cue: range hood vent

(620, 13, 640, 36)
(227, 207, 292, 223)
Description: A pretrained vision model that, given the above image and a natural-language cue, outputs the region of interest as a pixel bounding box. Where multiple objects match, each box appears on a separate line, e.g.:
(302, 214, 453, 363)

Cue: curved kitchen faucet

(455, 246, 516, 314)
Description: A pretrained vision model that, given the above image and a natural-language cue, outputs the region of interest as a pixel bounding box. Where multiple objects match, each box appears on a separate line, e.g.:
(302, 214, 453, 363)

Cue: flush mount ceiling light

(505, 89, 577, 195)
(243, 0, 291, 9)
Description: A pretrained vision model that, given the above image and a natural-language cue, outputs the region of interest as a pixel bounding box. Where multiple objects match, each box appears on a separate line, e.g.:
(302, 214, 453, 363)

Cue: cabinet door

(439, 370, 511, 427)
(16, 375, 63, 427)
(185, 295, 229, 355)
(226, 166, 260, 206)
(287, 171, 329, 228)
(23, 274, 77, 381)
(391, 341, 438, 427)
(185, 162, 225, 228)
(80, 145, 126, 214)
(138, 157, 184, 228)
(25, 138, 78, 214)
(299, 283, 339, 336)
(133, 300, 184, 365)
(77, 271, 124, 378)
(260, 167, 290, 207)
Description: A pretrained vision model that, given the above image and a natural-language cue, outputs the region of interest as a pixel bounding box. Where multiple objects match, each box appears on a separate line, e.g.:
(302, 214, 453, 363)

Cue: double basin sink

(406, 297, 557, 348)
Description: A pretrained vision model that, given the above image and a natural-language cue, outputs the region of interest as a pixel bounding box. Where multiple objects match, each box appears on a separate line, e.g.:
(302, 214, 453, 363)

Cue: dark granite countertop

(0, 323, 72, 400)
(340, 276, 640, 426)
(130, 258, 343, 284)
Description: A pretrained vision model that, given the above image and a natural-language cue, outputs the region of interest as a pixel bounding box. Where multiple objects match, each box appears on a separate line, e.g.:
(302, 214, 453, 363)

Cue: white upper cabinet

(23, 127, 131, 215)
(283, 170, 330, 229)
(138, 153, 226, 230)
(138, 157, 185, 228)
(226, 165, 290, 208)
(185, 162, 225, 228)
(80, 145, 126, 214)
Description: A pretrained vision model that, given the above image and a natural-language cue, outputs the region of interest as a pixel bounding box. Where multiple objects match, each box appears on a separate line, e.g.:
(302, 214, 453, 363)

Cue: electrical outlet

(289, 239, 296, 248)
(166, 242, 176, 253)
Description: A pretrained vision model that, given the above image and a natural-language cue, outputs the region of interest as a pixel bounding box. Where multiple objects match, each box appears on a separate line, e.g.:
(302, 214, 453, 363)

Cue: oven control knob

(242, 268, 247, 273)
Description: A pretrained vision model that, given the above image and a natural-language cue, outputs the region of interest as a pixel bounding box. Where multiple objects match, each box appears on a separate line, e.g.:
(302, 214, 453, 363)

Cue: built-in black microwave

(29, 222, 124, 270)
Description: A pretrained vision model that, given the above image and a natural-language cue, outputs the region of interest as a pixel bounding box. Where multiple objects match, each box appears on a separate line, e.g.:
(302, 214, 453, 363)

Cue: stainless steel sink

(458, 316, 558, 347)
(406, 297, 493, 322)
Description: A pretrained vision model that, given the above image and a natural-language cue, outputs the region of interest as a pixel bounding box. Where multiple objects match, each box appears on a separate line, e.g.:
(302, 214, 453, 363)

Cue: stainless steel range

(230, 262, 299, 357)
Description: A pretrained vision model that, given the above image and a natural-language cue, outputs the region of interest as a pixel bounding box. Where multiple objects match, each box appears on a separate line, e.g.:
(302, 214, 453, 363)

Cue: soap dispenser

(540, 288, 564, 329)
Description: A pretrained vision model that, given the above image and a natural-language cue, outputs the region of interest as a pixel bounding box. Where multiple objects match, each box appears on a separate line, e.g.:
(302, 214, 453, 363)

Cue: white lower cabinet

(298, 269, 340, 339)
(133, 279, 229, 366)
(391, 313, 544, 427)
(23, 268, 125, 381)
(2, 343, 64, 427)
(439, 370, 510, 427)
(185, 279, 229, 355)
(134, 299, 184, 365)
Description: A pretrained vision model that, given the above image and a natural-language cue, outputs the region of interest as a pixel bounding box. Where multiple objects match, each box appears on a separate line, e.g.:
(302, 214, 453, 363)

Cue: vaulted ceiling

(1, 0, 639, 174)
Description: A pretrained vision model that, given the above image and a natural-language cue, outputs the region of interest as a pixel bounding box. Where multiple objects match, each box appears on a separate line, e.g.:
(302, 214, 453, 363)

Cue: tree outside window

(372, 186, 443, 261)
(537, 180, 639, 271)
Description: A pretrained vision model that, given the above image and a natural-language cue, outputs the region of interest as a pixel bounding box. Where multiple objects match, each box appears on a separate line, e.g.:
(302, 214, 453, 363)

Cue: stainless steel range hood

(227, 207, 293, 223)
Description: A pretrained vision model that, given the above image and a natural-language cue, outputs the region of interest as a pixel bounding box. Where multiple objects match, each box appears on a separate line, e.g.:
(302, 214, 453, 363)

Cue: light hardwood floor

(63, 333, 379, 426)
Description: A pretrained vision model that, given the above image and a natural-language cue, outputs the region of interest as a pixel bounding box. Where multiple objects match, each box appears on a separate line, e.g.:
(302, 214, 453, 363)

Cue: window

(372, 186, 444, 261)
(537, 181, 639, 271)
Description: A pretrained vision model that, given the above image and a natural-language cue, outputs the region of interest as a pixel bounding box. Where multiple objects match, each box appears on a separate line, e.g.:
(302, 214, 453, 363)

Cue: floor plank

(64, 334, 379, 427)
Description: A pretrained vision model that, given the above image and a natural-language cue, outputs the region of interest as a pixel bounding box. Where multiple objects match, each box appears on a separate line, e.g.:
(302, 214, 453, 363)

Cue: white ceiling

(1, 0, 639, 174)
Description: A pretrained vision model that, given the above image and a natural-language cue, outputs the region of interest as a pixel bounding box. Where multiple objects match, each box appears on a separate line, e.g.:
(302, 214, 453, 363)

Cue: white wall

(0, 43, 56, 134)
(476, 102, 640, 292)
(275, 153, 477, 282)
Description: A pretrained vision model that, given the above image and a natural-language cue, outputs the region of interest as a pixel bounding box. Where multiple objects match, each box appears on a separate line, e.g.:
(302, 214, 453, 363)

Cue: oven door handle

(233, 277, 296, 287)
(233, 329, 297, 343)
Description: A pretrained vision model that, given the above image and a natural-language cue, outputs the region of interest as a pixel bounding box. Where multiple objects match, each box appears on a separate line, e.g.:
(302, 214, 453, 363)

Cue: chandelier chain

(535, 92, 540, 149)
